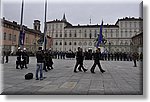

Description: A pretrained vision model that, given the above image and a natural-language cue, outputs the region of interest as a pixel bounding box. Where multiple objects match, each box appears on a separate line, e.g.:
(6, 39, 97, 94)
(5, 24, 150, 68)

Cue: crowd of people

(1, 46, 142, 80)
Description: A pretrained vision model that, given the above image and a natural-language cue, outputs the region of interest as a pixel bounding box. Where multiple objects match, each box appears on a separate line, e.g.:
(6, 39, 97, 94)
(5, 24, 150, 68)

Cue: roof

(115, 17, 143, 25)
(132, 32, 143, 39)
(46, 19, 72, 26)
(64, 24, 119, 29)
(1, 18, 42, 35)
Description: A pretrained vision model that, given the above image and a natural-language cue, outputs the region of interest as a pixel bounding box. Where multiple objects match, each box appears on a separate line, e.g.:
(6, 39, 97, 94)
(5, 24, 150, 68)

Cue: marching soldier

(74, 47, 88, 73)
(90, 48, 105, 73)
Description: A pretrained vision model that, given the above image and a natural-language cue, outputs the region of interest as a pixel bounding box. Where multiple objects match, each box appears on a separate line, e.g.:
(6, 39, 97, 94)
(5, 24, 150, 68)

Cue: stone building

(46, 14, 143, 53)
(1, 18, 52, 53)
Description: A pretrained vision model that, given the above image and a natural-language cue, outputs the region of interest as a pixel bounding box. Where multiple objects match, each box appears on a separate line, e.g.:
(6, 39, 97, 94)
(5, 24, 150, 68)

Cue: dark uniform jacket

(93, 52, 101, 63)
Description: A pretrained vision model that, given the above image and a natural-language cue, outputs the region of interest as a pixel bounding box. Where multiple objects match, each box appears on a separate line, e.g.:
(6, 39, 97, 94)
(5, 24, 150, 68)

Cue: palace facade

(46, 14, 143, 53)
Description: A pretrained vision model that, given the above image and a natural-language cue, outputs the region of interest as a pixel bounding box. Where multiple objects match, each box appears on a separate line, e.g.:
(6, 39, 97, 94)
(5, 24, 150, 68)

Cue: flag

(96, 20, 103, 48)
(19, 28, 25, 45)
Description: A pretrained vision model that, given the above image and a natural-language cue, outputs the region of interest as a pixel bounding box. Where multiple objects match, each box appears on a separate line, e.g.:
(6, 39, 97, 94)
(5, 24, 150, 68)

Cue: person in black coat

(22, 48, 29, 69)
(90, 48, 105, 73)
(74, 47, 88, 73)
(16, 47, 23, 69)
(35, 47, 44, 80)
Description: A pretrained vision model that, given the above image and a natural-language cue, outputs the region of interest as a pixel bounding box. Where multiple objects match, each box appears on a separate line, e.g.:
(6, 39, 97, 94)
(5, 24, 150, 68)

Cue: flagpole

(43, 0, 47, 51)
(18, 0, 24, 48)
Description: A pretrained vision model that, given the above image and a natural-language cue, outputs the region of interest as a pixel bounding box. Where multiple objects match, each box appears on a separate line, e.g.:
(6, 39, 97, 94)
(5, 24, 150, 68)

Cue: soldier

(16, 47, 23, 69)
(22, 48, 29, 69)
(132, 52, 139, 67)
(74, 47, 88, 73)
(90, 48, 105, 73)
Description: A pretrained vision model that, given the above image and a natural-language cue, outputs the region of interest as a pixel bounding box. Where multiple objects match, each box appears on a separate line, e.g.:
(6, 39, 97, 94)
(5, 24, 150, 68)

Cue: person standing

(22, 48, 29, 69)
(5, 50, 9, 63)
(90, 48, 105, 73)
(16, 47, 23, 69)
(35, 47, 44, 80)
(132, 51, 139, 67)
(74, 47, 88, 73)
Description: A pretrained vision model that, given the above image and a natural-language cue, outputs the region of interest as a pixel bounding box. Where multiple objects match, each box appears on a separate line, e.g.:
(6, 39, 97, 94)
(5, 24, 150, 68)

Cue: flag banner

(19, 30, 25, 45)
(96, 20, 103, 48)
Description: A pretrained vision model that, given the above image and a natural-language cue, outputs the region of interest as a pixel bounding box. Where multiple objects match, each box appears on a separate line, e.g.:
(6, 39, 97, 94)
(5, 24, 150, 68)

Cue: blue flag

(19, 30, 25, 45)
(96, 20, 103, 48)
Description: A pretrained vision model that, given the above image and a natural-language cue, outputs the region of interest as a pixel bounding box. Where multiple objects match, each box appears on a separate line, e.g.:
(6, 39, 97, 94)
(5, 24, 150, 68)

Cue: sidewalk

(1, 56, 143, 95)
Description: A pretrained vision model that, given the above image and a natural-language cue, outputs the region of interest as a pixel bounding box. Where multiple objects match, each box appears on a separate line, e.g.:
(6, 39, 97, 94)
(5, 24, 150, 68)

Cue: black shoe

(47, 68, 51, 70)
(90, 68, 95, 73)
(16, 67, 19, 69)
(101, 70, 105, 73)
(91, 71, 95, 74)
(74, 70, 77, 73)
(36, 78, 39, 80)
(84, 69, 88, 72)
(45, 70, 48, 72)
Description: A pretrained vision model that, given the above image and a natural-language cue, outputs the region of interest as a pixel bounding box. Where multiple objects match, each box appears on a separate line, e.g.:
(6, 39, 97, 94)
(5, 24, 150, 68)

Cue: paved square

(1, 56, 143, 95)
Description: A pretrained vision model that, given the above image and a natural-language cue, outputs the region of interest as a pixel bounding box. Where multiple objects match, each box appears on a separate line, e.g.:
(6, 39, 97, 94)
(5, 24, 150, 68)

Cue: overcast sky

(1, 0, 142, 32)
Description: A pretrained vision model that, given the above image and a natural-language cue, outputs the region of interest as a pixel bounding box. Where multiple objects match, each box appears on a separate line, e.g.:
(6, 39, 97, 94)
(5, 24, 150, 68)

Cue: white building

(46, 14, 143, 53)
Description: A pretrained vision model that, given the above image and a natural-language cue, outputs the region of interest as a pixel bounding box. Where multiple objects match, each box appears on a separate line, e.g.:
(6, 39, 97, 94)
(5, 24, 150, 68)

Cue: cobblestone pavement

(1, 56, 143, 95)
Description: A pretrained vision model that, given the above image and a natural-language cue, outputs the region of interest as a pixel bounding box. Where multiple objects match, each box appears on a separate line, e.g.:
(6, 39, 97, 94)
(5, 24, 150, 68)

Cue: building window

(69, 42, 72, 45)
(89, 33, 92, 39)
(130, 22, 132, 27)
(55, 42, 58, 45)
(56, 34, 58, 37)
(60, 42, 62, 45)
(74, 31, 77, 37)
(60, 34, 62, 37)
(69, 30, 72, 37)
(84, 30, 86, 37)
(78, 42, 82, 46)
(64, 30, 67, 37)
(125, 41, 128, 45)
(120, 41, 123, 45)
(74, 42, 76, 45)
(9, 34, 11, 41)
(64, 42, 67, 45)
(84, 42, 87, 46)
(134, 22, 137, 27)
(4, 33, 6, 40)
(111, 33, 113, 38)
(89, 42, 92, 46)
(125, 22, 127, 27)
(13, 35, 16, 41)
(125, 31, 127, 37)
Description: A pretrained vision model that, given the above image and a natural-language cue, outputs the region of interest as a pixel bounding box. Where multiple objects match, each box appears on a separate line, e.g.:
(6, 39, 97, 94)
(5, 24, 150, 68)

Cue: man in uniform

(74, 47, 88, 73)
(90, 48, 105, 73)
(16, 47, 23, 69)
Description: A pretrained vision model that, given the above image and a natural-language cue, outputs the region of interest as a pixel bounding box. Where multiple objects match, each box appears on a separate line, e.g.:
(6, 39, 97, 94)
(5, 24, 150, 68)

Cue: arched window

(64, 42, 67, 45)
(60, 42, 62, 45)
(55, 42, 58, 45)
(69, 42, 72, 45)
(89, 42, 92, 46)
(78, 42, 82, 46)
(74, 42, 76, 45)
(84, 42, 87, 46)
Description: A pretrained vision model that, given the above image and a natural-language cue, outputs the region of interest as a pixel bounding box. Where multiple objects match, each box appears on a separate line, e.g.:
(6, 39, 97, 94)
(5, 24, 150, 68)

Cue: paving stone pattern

(1, 56, 143, 95)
